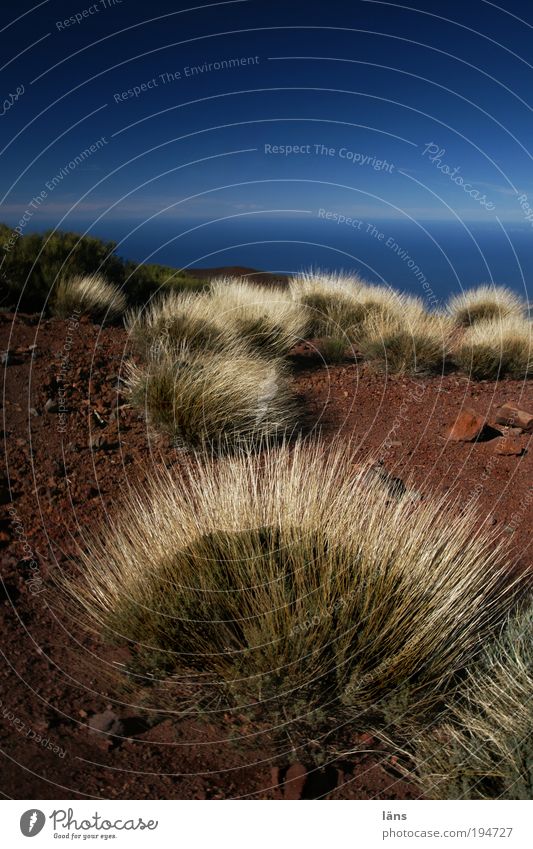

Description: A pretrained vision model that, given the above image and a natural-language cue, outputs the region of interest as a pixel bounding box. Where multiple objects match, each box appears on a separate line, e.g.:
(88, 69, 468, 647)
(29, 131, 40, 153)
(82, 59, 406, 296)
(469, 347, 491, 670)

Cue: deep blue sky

(1, 0, 533, 280)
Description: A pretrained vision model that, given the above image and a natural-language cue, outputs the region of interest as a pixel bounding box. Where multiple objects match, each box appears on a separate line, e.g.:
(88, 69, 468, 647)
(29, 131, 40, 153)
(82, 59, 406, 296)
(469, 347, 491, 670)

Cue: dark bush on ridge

(0, 223, 204, 312)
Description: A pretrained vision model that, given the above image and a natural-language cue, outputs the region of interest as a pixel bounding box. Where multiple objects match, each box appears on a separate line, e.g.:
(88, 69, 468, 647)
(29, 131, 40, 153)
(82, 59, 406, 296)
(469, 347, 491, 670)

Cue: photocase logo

(20, 810, 46, 837)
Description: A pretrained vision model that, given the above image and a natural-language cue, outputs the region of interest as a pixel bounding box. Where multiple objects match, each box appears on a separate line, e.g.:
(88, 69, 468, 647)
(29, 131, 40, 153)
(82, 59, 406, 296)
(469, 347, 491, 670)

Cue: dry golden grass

(447, 285, 526, 327)
(289, 270, 370, 337)
(453, 316, 533, 380)
(356, 303, 453, 374)
(289, 270, 420, 348)
(125, 291, 237, 357)
(413, 601, 533, 799)
(125, 341, 297, 448)
(66, 439, 520, 724)
(209, 277, 308, 356)
(316, 335, 349, 363)
(52, 273, 126, 320)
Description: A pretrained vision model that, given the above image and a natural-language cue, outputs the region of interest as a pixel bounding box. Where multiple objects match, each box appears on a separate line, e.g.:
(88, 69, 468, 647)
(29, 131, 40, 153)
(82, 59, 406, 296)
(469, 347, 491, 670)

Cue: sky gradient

(1, 0, 533, 281)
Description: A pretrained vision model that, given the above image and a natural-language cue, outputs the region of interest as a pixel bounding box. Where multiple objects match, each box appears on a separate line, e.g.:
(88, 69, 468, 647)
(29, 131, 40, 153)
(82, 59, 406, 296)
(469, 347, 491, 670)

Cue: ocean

(44, 217, 533, 305)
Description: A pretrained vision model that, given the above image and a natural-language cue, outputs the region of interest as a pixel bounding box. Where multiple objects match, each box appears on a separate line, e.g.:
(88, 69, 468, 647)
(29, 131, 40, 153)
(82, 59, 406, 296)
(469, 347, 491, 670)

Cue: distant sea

(39, 217, 533, 305)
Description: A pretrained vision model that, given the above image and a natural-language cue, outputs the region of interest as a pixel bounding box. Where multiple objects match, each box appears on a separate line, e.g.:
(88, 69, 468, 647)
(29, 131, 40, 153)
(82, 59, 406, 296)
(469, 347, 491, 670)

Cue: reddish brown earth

(2, 308, 533, 800)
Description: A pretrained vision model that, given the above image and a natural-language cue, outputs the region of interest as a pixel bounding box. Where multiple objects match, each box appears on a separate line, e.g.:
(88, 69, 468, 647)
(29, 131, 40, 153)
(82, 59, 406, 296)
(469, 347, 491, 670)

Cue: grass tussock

(289, 270, 370, 337)
(52, 273, 126, 320)
(66, 439, 520, 724)
(125, 291, 237, 357)
(356, 304, 453, 374)
(126, 342, 296, 448)
(413, 601, 533, 799)
(447, 285, 527, 327)
(453, 316, 532, 380)
(209, 277, 308, 356)
(316, 335, 349, 363)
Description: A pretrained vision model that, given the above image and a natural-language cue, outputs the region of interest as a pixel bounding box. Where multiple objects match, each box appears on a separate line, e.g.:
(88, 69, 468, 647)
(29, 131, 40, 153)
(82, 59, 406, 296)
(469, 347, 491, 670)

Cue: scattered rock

(494, 403, 533, 433)
(29, 407, 39, 417)
(283, 763, 308, 800)
(495, 435, 526, 456)
(44, 398, 59, 413)
(88, 709, 124, 738)
(447, 408, 487, 442)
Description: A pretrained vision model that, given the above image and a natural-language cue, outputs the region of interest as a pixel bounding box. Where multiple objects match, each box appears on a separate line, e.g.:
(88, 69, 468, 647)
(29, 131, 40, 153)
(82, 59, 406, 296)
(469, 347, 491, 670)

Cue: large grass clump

(209, 277, 308, 356)
(125, 291, 237, 358)
(356, 303, 453, 374)
(289, 270, 370, 338)
(413, 600, 533, 799)
(453, 316, 532, 380)
(67, 439, 520, 725)
(447, 285, 527, 327)
(52, 273, 126, 320)
(126, 342, 296, 448)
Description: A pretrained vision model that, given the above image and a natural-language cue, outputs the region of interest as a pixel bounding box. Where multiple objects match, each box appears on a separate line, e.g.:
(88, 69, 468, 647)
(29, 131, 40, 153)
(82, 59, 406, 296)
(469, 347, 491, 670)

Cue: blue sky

(2, 0, 533, 242)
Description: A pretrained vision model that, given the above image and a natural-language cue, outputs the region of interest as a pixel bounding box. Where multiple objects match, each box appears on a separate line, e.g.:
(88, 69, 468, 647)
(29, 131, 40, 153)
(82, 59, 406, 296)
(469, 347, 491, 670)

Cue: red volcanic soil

(1, 309, 533, 801)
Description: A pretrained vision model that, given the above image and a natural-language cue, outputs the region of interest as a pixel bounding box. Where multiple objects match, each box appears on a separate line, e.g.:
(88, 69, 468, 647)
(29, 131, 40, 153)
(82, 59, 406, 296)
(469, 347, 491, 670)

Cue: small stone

(495, 436, 525, 456)
(88, 709, 124, 738)
(283, 763, 307, 800)
(29, 408, 39, 417)
(44, 398, 59, 413)
(494, 403, 533, 433)
(447, 408, 486, 442)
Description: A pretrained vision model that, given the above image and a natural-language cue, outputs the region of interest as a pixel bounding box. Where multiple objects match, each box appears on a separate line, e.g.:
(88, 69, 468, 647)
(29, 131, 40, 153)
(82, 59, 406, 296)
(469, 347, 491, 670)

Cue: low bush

(447, 285, 526, 327)
(66, 439, 519, 727)
(125, 291, 237, 357)
(52, 273, 127, 320)
(453, 316, 532, 380)
(289, 270, 370, 338)
(413, 600, 533, 799)
(125, 342, 297, 448)
(0, 222, 205, 312)
(316, 336, 349, 363)
(210, 278, 308, 356)
(356, 305, 453, 374)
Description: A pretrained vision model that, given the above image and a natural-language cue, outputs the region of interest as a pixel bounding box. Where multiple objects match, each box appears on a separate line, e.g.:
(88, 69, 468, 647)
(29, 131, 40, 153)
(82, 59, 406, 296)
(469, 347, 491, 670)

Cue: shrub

(453, 316, 532, 380)
(0, 222, 206, 312)
(316, 336, 349, 363)
(210, 278, 308, 356)
(67, 439, 519, 726)
(125, 291, 237, 357)
(0, 225, 123, 312)
(412, 601, 533, 799)
(356, 305, 453, 374)
(52, 273, 127, 320)
(289, 270, 369, 337)
(125, 342, 297, 448)
(447, 285, 526, 327)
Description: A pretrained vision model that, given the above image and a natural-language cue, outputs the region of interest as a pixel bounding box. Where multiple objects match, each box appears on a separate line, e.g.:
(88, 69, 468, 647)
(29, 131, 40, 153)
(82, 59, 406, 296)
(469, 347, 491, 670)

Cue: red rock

(447, 408, 486, 442)
(494, 403, 533, 433)
(283, 762, 307, 800)
(495, 435, 526, 456)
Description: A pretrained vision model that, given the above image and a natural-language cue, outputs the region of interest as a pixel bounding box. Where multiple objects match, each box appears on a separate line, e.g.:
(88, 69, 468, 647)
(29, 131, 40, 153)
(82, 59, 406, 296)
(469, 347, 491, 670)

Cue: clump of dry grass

(447, 285, 527, 327)
(125, 291, 237, 358)
(453, 316, 532, 380)
(52, 273, 126, 320)
(356, 303, 453, 374)
(289, 269, 407, 339)
(209, 278, 308, 356)
(125, 341, 296, 448)
(413, 601, 533, 799)
(289, 270, 370, 337)
(316, 335, 349, 364)
(66, 439, 520, 724)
